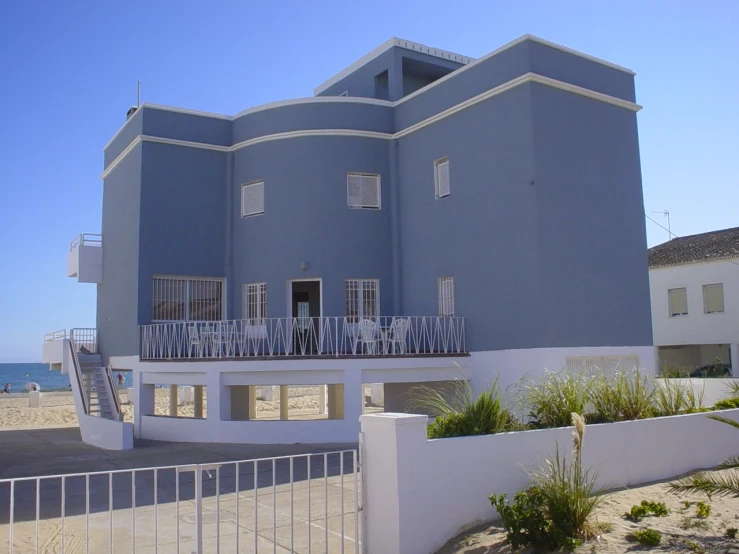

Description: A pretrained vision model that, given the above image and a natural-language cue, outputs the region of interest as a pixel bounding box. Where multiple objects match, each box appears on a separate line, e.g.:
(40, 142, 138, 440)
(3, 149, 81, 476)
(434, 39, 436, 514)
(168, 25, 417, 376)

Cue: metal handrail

(68, 339, 89, 415)
(44, 329, 67, 341)
(105, 364, 122, 419)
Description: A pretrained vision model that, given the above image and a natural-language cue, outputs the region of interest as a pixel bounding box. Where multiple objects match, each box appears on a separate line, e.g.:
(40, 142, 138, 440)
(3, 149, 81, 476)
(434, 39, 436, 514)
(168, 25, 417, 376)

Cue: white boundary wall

(360, 409, 739, 554)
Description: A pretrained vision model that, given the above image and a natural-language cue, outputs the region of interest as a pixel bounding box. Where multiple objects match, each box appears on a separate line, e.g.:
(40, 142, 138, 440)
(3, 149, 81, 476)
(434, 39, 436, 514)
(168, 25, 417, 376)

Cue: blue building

(46, 35, 654, 447)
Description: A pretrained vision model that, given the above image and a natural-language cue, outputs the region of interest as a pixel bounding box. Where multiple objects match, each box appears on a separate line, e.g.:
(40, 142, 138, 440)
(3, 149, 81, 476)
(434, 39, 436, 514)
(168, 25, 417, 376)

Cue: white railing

(70, 328, 97, 354)
(68, 337, 89, 415)
(69, 233, 102, 251)
(43, 329, 67, 341)
(0, 450, 360, 554)
(141, 316, 466, 360)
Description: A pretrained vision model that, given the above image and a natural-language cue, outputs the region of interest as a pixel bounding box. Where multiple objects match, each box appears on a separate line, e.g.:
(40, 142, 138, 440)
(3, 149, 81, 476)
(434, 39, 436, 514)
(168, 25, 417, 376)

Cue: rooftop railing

(70, 233, 102, 251)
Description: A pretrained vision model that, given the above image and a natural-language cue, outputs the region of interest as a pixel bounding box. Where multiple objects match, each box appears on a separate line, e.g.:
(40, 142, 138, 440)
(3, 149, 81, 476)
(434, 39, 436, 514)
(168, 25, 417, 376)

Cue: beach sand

(0, 386, 380, 429)
(436, 471, 739, 553)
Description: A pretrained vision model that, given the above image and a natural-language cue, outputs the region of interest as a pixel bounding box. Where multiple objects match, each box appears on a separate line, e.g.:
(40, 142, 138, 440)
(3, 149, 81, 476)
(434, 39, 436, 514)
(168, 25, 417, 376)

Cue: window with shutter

(438, 276, 455, 317)
(703, 283, 724, 314)
(241, 181, 265, 217)
(434, 158, 450, 198)
(345, 279, 379, 322)
(668, 288, 688, 317)
(243, 283, 267, 323)
(347, 174, 380, 209)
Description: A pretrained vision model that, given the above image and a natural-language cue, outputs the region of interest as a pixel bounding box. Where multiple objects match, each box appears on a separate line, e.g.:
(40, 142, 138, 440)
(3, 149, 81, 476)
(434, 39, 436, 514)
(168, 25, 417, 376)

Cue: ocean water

(0, 363, 73, 392)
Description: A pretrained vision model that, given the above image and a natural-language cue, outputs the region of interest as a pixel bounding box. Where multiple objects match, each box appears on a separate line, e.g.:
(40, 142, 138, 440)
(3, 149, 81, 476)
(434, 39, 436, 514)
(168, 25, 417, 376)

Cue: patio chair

(187, 323, 201, 357)
(358, 319, 380, 355)
(385, 317, 410, 354)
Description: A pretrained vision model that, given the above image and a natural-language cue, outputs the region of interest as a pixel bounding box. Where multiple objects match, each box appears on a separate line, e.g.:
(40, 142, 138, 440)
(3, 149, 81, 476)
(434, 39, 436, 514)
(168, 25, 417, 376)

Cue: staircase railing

(68, 339, 89, 415)
(105, 365, 122, 421)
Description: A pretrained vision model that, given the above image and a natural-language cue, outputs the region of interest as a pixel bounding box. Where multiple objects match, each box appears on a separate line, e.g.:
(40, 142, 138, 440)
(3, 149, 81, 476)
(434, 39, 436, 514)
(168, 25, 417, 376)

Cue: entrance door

(291, 280, 321, 354)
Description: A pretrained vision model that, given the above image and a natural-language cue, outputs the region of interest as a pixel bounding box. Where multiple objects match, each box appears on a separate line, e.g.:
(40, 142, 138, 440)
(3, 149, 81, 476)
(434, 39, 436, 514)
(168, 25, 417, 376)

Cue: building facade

(649, 227, 739, 375)
(51, 35, 654, 446)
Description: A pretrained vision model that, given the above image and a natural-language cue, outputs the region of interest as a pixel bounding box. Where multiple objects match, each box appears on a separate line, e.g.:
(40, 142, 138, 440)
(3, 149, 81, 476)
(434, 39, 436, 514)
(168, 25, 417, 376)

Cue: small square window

(241, 181, 264, 217)
(703, 283, 724, 314)
(438, 276, 455, 317)
(347, 174, 381, 209)
(434, 157, 450, 198)
(668, 288, 688, 317)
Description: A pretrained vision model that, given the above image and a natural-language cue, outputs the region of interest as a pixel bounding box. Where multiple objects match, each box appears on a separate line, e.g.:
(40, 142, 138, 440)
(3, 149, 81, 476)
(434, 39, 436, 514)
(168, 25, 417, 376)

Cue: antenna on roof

(137, 80, 141, 108)
(651, 210, 673, 241)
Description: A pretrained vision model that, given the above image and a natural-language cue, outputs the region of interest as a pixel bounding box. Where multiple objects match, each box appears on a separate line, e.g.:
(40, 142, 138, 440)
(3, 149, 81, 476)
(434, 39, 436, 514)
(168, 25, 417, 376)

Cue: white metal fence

(141, 316, 466, 360)
(70, 233, 103, 251)
(0, 450, 361, 554)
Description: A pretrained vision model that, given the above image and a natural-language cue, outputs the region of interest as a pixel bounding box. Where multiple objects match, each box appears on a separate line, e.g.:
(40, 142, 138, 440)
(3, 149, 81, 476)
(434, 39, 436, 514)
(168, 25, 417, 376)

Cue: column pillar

(731, 344, 739, 376)
(249, 385, 257, 419)
(327, 384, 345, 420)
(194, 385, 204, 419)
(169, 385, 178, 417)
(280, 385, 289, 420)
(318, 385, 327, 415)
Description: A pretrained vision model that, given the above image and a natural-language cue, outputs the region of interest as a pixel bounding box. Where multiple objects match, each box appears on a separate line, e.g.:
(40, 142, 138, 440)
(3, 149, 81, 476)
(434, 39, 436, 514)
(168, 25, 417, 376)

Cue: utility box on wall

(68, 234, 103, 283)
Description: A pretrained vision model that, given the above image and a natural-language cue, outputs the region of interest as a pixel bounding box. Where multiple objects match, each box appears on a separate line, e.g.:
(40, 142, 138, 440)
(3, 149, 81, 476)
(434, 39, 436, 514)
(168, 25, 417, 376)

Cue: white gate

(0, 450, 361, 553)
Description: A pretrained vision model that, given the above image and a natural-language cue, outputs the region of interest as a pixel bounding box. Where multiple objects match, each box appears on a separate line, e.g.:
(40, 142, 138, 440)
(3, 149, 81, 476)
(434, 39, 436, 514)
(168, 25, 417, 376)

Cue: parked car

(690, 363, 732, 378)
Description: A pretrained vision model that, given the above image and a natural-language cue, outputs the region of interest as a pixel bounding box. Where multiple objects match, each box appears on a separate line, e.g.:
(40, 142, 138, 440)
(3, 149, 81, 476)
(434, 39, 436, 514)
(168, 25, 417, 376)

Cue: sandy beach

(437, 472, 739, 553)
(0, 386, 379, 429)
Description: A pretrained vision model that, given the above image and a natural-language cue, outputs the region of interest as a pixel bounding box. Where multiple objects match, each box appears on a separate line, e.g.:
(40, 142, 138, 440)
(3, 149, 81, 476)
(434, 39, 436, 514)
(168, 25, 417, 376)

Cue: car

(689, 363, 732, 378)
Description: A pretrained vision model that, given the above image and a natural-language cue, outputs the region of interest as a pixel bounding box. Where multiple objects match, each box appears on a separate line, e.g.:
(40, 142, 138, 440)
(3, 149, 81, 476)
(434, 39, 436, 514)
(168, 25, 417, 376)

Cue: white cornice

(232, 96, 394, 119)
(100, 136, 142, 179)
(312, 37, 474, 96)
(101, 73, 642, 178)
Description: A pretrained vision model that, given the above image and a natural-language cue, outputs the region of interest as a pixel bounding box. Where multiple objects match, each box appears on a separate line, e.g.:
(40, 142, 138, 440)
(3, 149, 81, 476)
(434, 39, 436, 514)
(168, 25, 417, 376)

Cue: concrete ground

(0, 427, 360, 553)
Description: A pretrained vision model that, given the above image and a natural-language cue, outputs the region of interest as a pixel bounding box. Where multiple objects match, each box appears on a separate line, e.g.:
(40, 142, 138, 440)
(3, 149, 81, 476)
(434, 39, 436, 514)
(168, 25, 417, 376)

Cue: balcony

(140, 316, 466, 360)
(68, 234, 102, 283)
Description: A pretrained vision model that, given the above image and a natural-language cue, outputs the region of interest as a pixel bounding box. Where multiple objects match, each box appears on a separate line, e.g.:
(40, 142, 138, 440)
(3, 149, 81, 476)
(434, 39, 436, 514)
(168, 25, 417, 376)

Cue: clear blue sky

(1, 0, 737, 362)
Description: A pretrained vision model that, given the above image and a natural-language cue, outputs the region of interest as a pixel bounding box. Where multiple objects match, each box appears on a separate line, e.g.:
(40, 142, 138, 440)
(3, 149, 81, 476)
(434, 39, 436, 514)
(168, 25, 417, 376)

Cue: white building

(649, 227, 739, 374)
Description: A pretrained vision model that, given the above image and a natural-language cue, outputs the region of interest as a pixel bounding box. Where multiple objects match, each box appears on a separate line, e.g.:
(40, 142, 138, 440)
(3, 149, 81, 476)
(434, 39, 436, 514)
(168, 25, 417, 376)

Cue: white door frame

(286, 278, 324, 353)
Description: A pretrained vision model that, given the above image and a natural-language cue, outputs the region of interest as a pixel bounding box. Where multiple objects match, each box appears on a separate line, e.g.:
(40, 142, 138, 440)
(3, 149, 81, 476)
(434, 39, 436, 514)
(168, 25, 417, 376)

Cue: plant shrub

(410, 379, 518, 439)
(624, 500, 670, 522)
(492, 414, 600, 552)
(633, 528, 662, 546)
(654, 378, 704, 416)
(695, 501, 711, 518)
(591, 370, 654, 422)
(726, 528, 738, 539)
(517, 370, 594, 428)
(714, 397, 739, 410)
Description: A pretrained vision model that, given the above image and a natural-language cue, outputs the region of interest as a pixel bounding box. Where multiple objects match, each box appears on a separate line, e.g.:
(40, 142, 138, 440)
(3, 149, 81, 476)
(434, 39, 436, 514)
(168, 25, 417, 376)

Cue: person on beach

(2, 383, 10, 394)
(117, 373, 124, 389)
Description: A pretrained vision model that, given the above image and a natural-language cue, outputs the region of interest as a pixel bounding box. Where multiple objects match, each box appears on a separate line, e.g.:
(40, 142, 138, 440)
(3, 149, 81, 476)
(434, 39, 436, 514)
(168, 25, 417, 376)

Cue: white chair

(358, 319, 380, 355)
(385, 317, 410, 354)
(187, 323, 201, 357)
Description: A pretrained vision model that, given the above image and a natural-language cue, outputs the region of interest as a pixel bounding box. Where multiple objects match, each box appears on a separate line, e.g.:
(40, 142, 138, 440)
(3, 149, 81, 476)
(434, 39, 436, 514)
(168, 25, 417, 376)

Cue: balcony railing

(140, 316, 466, 360)
(70, 233, 102, 251)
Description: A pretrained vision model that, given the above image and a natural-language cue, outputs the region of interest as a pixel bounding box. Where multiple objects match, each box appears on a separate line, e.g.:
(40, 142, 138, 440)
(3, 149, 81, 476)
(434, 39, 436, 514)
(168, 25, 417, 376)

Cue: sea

(0, 363, 73, 392)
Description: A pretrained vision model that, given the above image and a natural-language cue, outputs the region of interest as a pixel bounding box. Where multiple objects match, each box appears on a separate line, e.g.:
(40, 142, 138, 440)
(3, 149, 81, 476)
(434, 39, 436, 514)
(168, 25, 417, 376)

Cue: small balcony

(68, 234, 102, 283)
(140, 316, 466, 360)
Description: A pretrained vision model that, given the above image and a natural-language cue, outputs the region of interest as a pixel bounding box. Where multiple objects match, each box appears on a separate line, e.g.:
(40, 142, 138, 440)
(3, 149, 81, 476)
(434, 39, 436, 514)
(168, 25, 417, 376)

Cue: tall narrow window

(345, 279, 379, 322)
(434, 157, 450, 198)
(668, 288, 688, 317)
(703, 283, 724, 314)
(241, 181, 265, 217)
(243, 283, 267, 323)
(438, 276, 455, 317)
(152, 276, 224, 321)
(347, 174, 381, 209)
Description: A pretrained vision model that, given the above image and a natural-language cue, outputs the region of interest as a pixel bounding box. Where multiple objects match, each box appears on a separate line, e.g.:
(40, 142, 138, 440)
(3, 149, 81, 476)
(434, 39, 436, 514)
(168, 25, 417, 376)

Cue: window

(438, 276, 455, 317)
(434, 157, 450, 198)
(345, 279, 379, 322)
(668, 288, 688, 317)
(703, 283, 724, 314)
(241, 181, 264, 217)
(347, 174, 381, 209)
(152, 276, 224, 321)
(243, 283, 267, 323)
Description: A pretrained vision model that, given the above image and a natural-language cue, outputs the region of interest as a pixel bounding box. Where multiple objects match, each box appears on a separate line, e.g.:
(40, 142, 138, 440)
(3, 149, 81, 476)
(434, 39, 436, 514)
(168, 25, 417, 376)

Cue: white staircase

(78, 355, 118, 420)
